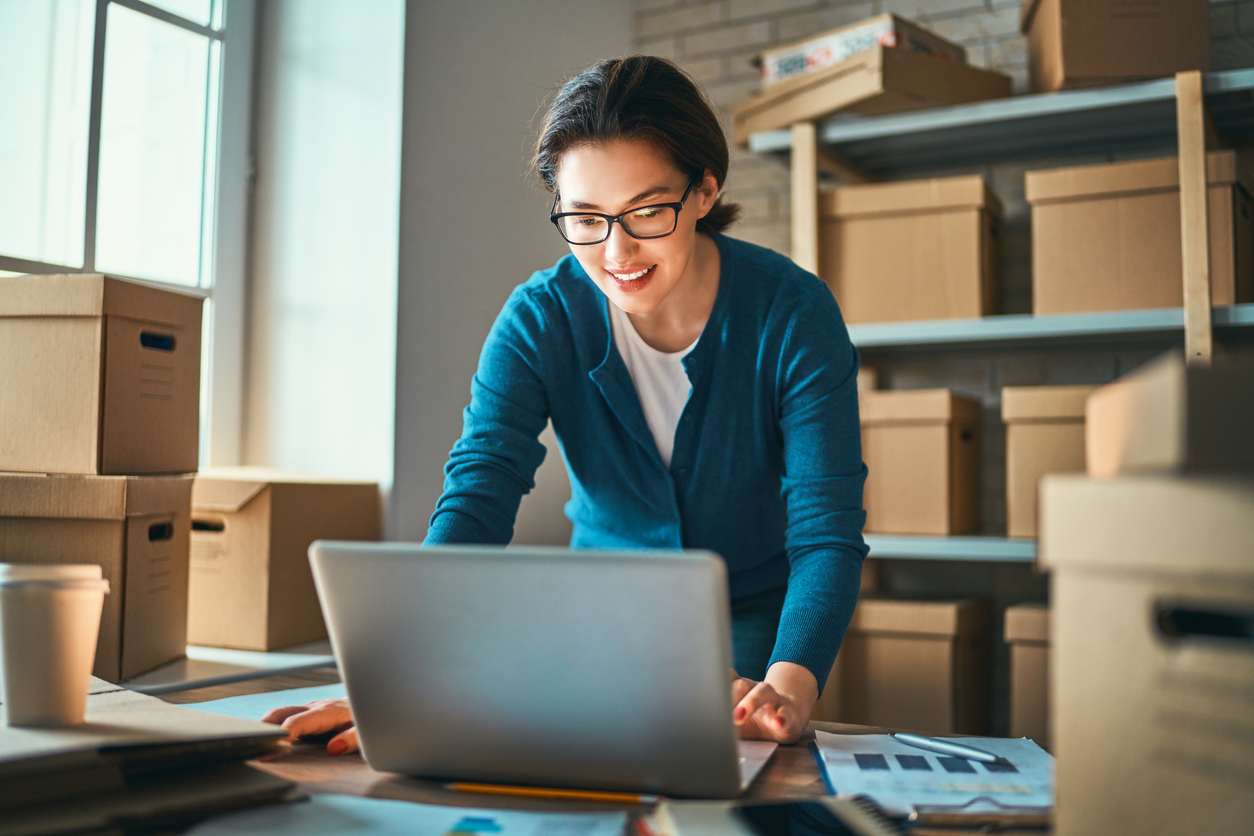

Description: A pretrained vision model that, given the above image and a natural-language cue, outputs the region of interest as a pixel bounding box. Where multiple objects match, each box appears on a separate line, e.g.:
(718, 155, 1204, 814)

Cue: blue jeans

(731, 586, 787, 681)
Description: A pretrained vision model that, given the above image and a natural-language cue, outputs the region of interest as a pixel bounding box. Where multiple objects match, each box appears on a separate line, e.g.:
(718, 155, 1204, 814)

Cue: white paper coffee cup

(0, 564, 110, 727)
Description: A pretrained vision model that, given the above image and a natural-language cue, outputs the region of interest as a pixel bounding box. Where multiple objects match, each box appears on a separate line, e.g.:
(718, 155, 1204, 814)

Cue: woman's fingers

(259, 704, 310, 725)
(733, 680, 782, 724)
(733, 682, 806, 743)
(259, 698, 355, 741)
(326, 726, 360, 756)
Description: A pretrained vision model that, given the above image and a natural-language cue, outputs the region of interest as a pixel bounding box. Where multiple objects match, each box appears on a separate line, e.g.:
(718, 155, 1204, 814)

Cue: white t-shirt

(608, 302, 697, 468)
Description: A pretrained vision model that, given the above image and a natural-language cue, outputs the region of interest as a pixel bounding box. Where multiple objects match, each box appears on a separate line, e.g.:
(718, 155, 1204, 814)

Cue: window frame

(0, 0, 256, 467)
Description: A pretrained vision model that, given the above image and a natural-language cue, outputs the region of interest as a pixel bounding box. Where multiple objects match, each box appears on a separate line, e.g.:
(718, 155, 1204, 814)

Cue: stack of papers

(814, 732, 1054, 818)
(0, 678, 296, 835)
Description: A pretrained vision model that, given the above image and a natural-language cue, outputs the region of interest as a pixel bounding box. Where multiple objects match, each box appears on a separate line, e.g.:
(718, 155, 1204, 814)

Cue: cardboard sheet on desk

(186, 682, 347, 720)
(0, 677, 285, 777)
(814, 732, 1053, 817)
(187, 793, 629, 836)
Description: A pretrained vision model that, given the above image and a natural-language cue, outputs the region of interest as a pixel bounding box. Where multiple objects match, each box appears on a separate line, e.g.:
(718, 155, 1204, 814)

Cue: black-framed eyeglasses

(549, 175, 701, 245)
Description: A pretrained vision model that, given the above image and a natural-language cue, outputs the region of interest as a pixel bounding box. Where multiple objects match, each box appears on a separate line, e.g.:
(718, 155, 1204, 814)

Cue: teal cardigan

(425, 233, 868, 686)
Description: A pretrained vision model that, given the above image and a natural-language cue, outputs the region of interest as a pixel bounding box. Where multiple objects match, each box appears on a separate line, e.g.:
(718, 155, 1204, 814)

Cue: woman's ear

(697, 169, 720, 219)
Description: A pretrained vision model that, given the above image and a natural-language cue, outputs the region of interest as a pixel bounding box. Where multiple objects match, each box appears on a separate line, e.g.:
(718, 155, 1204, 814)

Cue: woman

(264, 55, 867, 755)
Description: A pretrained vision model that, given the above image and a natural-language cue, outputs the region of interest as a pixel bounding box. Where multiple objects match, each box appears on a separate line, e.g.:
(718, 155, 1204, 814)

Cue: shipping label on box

(757, 13, 965, 87)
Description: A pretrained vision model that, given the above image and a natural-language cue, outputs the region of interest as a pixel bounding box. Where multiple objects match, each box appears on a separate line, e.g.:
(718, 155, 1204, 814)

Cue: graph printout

(814, 732, 1054, 817)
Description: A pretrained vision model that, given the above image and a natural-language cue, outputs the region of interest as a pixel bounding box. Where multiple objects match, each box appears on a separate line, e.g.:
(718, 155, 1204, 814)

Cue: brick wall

(634, 0, 1254, 258)
(631, 0, 1254, 735)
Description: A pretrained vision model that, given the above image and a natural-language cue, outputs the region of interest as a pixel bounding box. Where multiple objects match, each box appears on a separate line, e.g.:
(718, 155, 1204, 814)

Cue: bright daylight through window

(0, 0, 223, 288)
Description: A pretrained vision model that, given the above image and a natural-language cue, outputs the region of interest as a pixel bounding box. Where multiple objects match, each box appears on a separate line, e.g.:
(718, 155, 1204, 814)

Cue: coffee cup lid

(0, 564, 104, 582)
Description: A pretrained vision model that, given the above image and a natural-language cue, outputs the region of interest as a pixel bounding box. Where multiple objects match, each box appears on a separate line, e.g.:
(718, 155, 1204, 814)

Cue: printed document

(814, 732, 1053, 817)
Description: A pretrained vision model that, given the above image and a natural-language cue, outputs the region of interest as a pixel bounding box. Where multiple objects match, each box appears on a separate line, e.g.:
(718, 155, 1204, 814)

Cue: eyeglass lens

(556, 206, 678, 244)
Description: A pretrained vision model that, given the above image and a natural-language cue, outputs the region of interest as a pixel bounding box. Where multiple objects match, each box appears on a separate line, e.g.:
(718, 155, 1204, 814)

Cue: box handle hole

(192, 519, 226, 533)
(1157, 606, 1254, 644)
(148, 521, 174, 541)
(140, 331, 176, 351)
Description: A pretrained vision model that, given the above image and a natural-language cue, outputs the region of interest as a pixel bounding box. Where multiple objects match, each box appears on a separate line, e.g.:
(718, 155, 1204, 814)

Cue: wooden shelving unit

(848, 304, 1254, 352)
(865, 535, 1035, 563)
(748, 68, 1254, 563)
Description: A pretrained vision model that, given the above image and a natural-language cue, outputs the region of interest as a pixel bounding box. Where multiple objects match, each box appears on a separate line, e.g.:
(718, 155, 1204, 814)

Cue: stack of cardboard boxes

(1040, 352, 1254, 833)
(0, 274, 383, 679)
(0, 275, 204, 682)
(730, 13, 1011, 146)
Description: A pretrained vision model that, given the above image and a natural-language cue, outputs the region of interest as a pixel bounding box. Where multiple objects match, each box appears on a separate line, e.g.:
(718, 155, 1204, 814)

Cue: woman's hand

(731, 661, 818, 744)
(260, 698, 359, 755)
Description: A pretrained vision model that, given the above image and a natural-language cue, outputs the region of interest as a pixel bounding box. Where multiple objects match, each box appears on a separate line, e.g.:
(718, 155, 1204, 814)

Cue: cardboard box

(188, 467, 381, 650)
(816, 598, 992, 734)
(1039, 474, 1254, 835)
(1086, 352, 1254, 478)
(1002, 386, 1095, 538)
(0, 472, 193, 682)
(0, 274, 203, 475)
(861, 389, 981, 535)
(755, 14, 965, 88)
(1020, 0, 1211, 93)
(1005, 603, 1050, 750)
(1026, 151, 1254, 316)
(821, 175, 1001, 323)
(731, 45, 1011, 146)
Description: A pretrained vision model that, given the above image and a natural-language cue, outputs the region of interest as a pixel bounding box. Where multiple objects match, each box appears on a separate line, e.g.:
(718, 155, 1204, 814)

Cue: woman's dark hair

(534, 55, 739, 235)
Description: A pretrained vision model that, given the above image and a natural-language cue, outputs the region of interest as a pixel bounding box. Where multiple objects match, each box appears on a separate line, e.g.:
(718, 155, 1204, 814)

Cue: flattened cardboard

(860, 390, 981, 535)
(1085, 352, 1254, 478)
(817, 598, 992, 735)
(1003, 386, 1095, 538)
(1039, 475, 1254, 835)
(0, 678, 284, 777)
(1020, 0, 1211, 93)
(821, 176, 1001, 324)
(188, 467, 381, 650)
(1004, 603, 1050, 749)
(756, 14, 965, 88)
(1026, 152, 1254, 315)
(0, 473, 192, 682)
(731, 45, 1010, 146)
(0, 274, 203, 474)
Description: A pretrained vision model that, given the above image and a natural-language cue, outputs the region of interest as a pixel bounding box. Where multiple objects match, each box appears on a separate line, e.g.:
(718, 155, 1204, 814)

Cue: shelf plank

(865, 534, 1036, 562)
(846, 304, 1254, 350)
(748, 68, 1254, 173)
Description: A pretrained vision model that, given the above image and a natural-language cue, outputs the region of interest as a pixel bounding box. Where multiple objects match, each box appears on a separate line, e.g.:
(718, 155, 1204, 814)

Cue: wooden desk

(160, 668, 894, 814)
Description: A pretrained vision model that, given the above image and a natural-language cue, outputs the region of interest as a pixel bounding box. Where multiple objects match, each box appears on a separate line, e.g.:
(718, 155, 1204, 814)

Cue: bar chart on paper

(813, 732, 1054, 818)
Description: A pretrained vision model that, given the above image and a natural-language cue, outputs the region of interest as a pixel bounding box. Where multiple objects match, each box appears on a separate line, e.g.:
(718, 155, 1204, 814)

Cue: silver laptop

(308, 542, 777, 798)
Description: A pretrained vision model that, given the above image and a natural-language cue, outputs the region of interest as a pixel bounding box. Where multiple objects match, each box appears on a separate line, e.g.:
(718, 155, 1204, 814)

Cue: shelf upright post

(790, 121, 821, 275)
(1174, 70, 1217, 365)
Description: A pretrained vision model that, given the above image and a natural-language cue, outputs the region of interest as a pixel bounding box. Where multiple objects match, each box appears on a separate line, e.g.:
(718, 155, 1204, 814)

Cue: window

(0, 0, 254, 464)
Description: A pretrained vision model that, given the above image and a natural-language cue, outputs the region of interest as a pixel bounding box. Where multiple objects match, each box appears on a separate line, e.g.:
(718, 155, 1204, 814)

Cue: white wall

(245, 0, 403, 487)
(391, 1, 632, 542)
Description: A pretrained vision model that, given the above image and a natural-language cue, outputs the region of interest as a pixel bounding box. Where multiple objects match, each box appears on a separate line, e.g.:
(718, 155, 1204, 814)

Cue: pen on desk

(890, 733, 1007, 764)
(445, 781, 663, 805)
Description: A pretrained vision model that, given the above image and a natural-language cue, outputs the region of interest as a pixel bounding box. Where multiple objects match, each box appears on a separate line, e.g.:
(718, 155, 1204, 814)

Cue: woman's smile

(605, 264, 657, 291)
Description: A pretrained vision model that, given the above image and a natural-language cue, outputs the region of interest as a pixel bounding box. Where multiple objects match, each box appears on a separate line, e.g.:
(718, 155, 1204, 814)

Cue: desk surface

(159, 668, 896, 814)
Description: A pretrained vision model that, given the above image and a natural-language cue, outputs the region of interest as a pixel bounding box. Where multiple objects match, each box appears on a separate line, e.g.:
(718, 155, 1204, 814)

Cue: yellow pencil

(445, 781, 663, 805)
